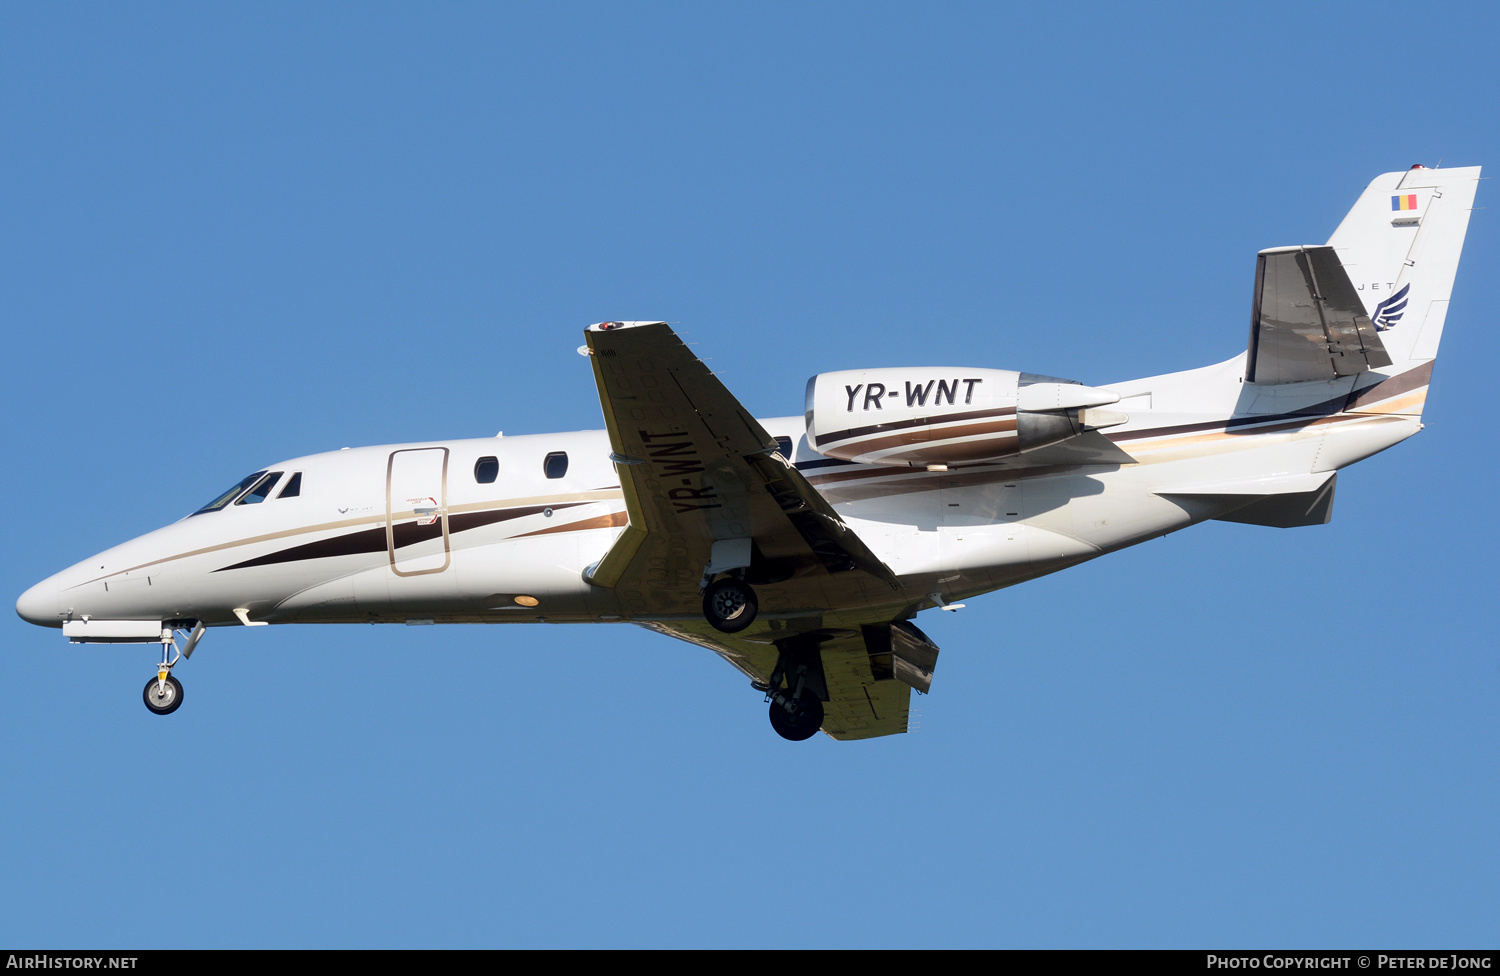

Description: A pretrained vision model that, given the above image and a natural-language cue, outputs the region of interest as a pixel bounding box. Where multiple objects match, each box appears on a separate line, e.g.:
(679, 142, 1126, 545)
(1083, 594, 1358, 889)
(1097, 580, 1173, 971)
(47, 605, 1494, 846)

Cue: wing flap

(819, 639, 910, 739)
(643, 619, 918, 740)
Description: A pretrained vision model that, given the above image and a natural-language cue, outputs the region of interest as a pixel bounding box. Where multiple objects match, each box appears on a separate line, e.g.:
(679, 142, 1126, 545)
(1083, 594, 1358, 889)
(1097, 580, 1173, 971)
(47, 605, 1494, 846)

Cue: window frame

(191, 470, 268, 515)
(234, 471, 285, 506)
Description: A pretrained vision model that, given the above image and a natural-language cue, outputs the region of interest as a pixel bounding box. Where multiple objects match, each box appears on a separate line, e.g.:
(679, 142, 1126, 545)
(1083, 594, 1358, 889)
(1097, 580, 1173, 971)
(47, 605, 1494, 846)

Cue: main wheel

(143, 674, 183, 715)
(768, 695, 824, 741)
(703, 578, 758, 633)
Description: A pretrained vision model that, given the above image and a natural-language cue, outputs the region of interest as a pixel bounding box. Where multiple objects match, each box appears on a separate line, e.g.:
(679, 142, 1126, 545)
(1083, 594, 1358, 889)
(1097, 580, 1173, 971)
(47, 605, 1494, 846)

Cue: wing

(1246, 245, 1393, 384)
(581, 321, 902, 622)
(643, 615, 941, 740)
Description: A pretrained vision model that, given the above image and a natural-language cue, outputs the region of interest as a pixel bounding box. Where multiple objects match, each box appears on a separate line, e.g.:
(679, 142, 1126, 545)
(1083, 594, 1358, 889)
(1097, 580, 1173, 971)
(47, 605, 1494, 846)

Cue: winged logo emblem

(1372, 283, 1411, 331)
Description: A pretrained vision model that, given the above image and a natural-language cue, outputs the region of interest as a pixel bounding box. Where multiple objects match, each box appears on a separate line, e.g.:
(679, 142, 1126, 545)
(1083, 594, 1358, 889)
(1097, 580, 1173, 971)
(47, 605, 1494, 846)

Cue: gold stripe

(841, 418, 1019, 457)
(809, 413, 1406, 499)
(515, 510, 629, 538)
(1345, 389, 1428, 415)
(77, 488, 626, 585)
(1119, 416, 1336, 456)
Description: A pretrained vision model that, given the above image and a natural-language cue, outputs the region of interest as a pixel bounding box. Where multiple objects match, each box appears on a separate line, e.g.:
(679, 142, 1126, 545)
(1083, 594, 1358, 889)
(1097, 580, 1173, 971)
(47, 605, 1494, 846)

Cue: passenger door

(386, 448, 450, 576)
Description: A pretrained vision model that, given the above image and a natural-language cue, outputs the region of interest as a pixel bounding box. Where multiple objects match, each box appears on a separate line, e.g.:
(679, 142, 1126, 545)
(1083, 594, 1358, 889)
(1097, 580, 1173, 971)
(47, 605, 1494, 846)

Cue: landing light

(514, 595, 540, 607)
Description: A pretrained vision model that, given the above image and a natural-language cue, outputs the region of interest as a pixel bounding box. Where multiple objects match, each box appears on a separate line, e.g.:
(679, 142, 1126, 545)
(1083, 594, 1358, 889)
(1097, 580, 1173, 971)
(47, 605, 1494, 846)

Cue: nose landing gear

(144, 636, 183, 716)
(141, 622, 203, 716)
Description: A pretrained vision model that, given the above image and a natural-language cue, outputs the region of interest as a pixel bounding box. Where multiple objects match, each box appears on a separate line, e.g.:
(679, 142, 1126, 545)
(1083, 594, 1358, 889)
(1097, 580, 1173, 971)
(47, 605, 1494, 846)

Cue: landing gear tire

(769, 694, 823, 741)
(703, 578, 758, 633)
(143, 675, 184, 716)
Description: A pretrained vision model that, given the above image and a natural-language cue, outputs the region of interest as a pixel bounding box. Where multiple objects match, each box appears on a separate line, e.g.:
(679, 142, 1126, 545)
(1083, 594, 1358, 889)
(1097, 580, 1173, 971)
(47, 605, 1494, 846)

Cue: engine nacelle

(804, 367, 1124, 468)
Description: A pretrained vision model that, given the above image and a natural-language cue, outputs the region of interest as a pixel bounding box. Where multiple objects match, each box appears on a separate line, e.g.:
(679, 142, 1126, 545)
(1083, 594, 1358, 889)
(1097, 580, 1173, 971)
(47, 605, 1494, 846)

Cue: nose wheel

(143, 674, 184, 715)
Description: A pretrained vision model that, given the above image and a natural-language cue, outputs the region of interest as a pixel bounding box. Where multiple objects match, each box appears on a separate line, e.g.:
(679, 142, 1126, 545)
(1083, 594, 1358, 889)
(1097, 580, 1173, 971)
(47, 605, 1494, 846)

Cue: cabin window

(543, 452, 569, 479)
(192, 471, 267, 515)
(774, 436, 793, 460)
(235, 471, 284, 505)
(277, 472, 303, 498)
(474, 457, 499, 484)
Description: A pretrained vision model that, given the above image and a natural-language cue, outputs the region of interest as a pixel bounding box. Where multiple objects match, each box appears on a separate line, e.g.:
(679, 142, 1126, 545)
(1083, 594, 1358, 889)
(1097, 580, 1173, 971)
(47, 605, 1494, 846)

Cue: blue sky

(3, 2, 1498, 947)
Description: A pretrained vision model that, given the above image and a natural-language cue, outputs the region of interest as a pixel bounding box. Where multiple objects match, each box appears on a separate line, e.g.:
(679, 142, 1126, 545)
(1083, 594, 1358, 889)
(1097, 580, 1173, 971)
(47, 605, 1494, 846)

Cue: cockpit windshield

(192, 471, 267, 515)
(235, 471, 284, 506)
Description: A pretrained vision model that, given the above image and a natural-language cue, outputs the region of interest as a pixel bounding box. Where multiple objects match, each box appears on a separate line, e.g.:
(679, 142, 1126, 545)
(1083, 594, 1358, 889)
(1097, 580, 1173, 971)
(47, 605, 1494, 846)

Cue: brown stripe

(817, 465, 1036, 502)
(807, 466, 923, 487)
(811, 411, 1384, 495)
(897, 437, 1025, 464)
(514, 510, 629, 538)
(830, 427, 930, 455)
(1346, 361, 1433, 411)
(215, 502, 588, 572)
(814, 405, 1017, 448)
(217, 524, 391, 571)
(448, 504, 586, 534)
(836, 418, 1019, 458)
(1110, 411, 1320, 444)
(79, 488, 625, 585)
(818, 385, 1354, 458)
(1108, 363, 1433, 445)
(794, 457, 856, 471)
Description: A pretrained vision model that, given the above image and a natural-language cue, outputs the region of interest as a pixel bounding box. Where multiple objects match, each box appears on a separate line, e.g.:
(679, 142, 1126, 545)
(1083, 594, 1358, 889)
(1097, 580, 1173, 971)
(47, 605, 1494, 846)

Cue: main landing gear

(142, 622, 205, 716)
(703, 577, 758, 633)
(768, 693, 823, 741)
(754, 639, 827, 741)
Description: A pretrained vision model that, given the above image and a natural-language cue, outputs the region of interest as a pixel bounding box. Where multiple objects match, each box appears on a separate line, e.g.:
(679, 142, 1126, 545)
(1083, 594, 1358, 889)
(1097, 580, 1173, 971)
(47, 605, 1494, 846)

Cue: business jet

(16, 165, 1479, 740)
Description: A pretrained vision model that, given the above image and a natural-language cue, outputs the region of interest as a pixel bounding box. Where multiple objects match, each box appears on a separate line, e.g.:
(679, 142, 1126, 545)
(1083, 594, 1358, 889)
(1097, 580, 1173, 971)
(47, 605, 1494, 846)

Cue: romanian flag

(1391, 194, 1419, 211)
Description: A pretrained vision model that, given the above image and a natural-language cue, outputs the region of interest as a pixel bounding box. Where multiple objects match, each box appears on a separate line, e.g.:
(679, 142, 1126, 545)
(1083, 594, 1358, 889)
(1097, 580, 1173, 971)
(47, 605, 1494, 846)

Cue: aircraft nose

(16, 577, 62, 628)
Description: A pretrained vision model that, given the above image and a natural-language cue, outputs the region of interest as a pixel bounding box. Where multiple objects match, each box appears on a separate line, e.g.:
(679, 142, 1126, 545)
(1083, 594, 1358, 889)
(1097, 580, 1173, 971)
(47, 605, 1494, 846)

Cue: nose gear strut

(141, 622, 204, 716)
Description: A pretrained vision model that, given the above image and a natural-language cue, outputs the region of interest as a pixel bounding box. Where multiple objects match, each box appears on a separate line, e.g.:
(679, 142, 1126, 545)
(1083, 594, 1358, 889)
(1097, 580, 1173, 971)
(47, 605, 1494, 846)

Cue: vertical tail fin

(1327, 165, 1481, 376)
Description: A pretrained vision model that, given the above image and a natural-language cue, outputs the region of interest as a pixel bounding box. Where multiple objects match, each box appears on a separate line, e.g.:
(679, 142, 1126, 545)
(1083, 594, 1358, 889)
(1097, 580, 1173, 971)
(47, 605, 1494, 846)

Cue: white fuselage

(15, 351, 1421, 632)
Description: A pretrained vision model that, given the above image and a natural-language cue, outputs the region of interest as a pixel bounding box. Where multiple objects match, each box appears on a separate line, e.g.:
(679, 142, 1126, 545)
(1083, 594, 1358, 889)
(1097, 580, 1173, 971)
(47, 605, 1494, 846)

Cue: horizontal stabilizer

(1159, 472, 1337, 528)
(1248, 246, 1392, 384)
